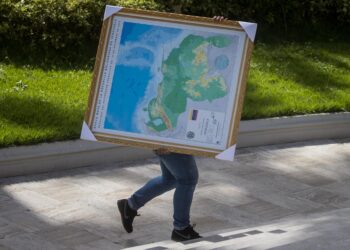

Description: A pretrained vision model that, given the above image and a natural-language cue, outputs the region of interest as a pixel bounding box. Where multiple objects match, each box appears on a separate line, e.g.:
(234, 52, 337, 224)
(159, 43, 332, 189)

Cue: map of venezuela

(103, 19, 240, 144)
(147, 34, 232, 132)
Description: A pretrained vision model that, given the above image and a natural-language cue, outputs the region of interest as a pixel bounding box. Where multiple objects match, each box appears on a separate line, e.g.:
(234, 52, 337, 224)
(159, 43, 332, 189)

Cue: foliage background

(0, 0, 349, 65)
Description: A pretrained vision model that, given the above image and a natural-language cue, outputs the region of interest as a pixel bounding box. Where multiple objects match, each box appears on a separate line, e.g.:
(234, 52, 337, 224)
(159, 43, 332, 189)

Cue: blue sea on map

(104, 22, 182, 132)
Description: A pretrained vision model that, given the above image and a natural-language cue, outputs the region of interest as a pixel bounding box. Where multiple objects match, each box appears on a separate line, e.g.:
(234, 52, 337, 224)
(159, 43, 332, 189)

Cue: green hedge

(0, 0, 165, 64)
(166, 0, 350, 40)
(0, 0, 349, 64)
(167, 0, 350, 25)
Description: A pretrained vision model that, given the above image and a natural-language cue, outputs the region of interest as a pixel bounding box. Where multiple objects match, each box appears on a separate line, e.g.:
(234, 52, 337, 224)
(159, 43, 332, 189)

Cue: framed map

(83, 6, 256, 158)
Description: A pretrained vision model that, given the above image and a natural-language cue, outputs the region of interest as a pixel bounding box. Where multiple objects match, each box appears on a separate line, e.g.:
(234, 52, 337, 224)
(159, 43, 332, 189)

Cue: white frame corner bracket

(104, 5, 123, 20)
(238, 21, 257, 42)
(80, 121, 97, 141)
(215, 144, 237, 161)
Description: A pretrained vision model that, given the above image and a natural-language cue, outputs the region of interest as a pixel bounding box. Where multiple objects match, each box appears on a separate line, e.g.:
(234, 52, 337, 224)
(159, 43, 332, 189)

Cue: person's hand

(213, 16, 227, 22)
(154, 148, 171, 155)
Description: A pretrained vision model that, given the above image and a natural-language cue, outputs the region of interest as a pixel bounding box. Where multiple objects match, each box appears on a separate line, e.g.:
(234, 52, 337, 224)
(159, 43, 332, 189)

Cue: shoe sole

(171, 235, 203, 243)
(171, 230, 202, 242)
(117, 200, 133, 233)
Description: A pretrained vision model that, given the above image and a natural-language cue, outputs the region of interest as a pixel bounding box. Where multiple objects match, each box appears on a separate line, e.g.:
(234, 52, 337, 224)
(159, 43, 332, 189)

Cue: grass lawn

(0, 41, 349, 147)
(244, 42, 350, 119)
(0, 66, 91, 147)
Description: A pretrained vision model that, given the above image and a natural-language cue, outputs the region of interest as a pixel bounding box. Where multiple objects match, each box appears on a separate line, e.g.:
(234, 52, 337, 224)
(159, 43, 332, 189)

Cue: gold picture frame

(83, 6, 256, 158)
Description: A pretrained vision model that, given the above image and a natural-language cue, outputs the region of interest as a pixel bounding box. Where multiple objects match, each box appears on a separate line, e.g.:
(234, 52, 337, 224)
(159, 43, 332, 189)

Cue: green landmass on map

(146, 35, 232, 132)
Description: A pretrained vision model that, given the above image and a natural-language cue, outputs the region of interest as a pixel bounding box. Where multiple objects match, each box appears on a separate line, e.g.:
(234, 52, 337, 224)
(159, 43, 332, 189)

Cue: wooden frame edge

(84, 18, 112, 127)
(116, 8, 244, 31)
(228, 40, 254, 147)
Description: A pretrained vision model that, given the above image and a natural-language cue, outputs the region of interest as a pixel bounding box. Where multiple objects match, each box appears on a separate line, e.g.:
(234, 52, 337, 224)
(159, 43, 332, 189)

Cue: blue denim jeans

(128, 153, 198, 230)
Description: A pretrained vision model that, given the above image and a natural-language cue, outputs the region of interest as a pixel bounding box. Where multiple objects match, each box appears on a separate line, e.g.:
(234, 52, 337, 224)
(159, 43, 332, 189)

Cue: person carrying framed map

(81, 4, 257, 243)
(116, 16, 232, 243)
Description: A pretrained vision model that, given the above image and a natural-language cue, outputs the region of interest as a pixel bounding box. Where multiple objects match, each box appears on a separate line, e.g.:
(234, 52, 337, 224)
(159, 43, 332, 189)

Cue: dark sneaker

(171, 225, 202, 242)
(117, 199, 139, 233)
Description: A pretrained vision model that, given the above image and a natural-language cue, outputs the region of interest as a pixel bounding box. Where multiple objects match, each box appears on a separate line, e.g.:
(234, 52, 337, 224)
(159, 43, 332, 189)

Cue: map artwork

(92, 15, 246, 151)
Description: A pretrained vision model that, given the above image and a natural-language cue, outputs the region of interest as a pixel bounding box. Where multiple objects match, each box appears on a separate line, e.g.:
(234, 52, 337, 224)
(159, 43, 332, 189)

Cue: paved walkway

(0, 138, 349, 249)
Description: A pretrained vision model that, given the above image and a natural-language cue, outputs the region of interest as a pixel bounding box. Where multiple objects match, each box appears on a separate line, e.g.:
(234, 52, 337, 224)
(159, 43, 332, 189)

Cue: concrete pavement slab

(0, 138, 349, 249)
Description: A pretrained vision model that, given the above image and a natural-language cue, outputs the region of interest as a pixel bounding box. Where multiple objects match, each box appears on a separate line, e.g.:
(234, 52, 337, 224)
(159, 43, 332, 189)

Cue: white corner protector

(238, 21, 257, 42)
(215, 144, 237, 161)
(104, 5, 123, 20)
(80, 121, 97, 141)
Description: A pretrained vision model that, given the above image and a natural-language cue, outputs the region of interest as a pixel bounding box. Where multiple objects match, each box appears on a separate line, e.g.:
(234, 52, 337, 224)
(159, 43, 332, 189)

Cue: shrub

(0, 0, 165, 65)
(0, 0, 348, 65)
(161, 0, 350, 39)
